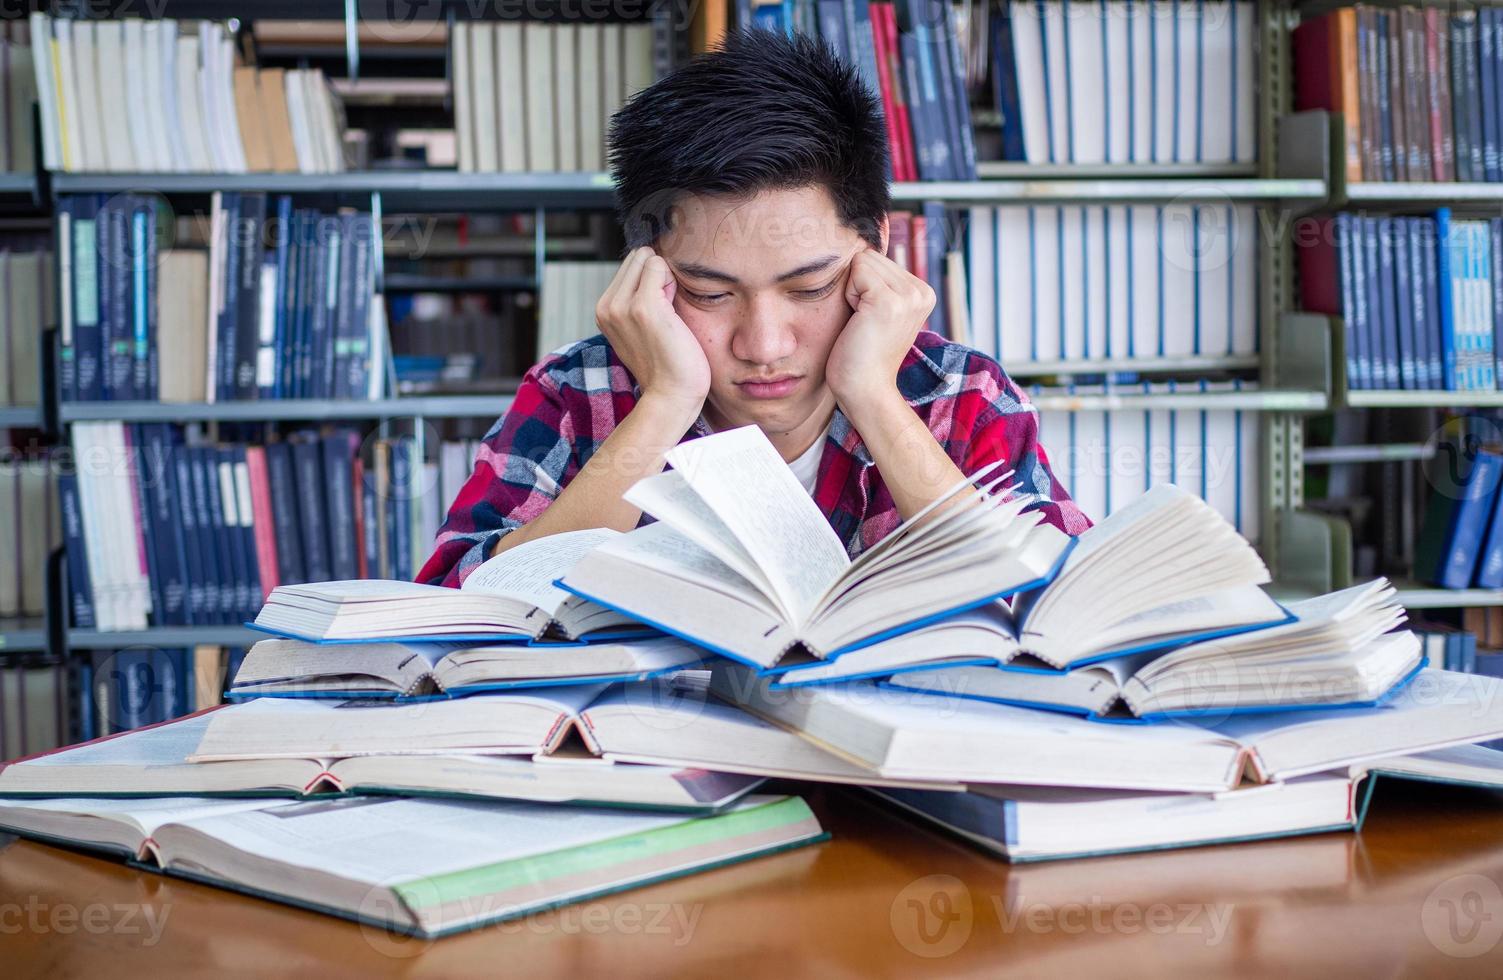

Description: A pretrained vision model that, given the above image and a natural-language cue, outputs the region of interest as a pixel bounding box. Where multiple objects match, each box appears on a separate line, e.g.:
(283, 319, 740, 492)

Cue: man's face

(653, 185, 883, 440)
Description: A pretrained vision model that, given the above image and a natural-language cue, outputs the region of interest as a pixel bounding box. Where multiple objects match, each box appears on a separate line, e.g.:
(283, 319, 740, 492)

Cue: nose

(729, 295, 798, 365)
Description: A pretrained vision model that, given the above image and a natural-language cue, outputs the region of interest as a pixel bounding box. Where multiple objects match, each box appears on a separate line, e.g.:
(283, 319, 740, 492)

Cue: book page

(586, 522, 782, 617)
(12, 713, 214, 767)
(0, 796, 287, 835)
(462, 527, 623, 614)
(664, 426, 848, 626)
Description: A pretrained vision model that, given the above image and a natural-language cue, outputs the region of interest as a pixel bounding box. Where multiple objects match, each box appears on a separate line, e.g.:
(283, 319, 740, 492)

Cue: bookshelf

(57, 395, 517, 424)
(0, 618, 47, 653)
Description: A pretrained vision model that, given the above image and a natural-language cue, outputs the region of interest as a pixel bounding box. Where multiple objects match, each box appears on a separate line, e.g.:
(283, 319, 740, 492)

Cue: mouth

(735, 374, 803, 399)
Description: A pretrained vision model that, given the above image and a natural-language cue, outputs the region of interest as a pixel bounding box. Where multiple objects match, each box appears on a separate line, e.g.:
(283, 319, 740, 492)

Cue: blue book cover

(290, 435, 333, 584)
(1336, 213, 1363, 390)
(391, 437, 414, 582)
(1393, 217, 1417, 388)
(845, 0, 890, 181)
(102, 196, 132, 400)
(1415, 448, 1503, 588)
(1364, 216, 1396, 389)
(264, 195, 293, 399)
(926, 0, 966, 181)
(138, 424, 189, 626)
(1483, 9, 1501, 182)
(342, 213, 376, 401)
(185, 446, 223, 618)
(63, 195, 105, 402)
(816, 0, 849, 60)
(1406, 217, 1434, 390)
(264, 441, 307, 585)
(124, 427, 165, 625)
(130, 195, 157, 401)
(197, 446, 237, 619)
(216, 192, 241, 401)
(1419, 215, 1444, 387)
(172, 444, 206, 623)
(1493, 219, 1503, 384)
(1476, 221, 1497, 388)
(991, 3, 1026, 160)
(1435, 208, 1462, 389)
(1376, 216, 1401, 389)
(1376, 12, 1394, 181)
(321, 431, 361, 582)
(57, 473, 96, 629)
(218, 446, 257, 620)
(894, 0, 943, 177)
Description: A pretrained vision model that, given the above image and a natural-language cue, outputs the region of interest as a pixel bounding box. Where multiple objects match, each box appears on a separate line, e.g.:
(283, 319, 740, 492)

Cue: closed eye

(682, 288, 728, 304)
(793, 281, 838, 300)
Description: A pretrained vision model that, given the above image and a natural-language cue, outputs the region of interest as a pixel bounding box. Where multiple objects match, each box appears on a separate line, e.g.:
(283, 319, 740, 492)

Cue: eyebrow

(671, 254, 842, 286)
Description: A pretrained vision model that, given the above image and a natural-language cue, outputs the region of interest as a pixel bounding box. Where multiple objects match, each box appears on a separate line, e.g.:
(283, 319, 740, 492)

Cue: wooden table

(5, 780, 1503, 977)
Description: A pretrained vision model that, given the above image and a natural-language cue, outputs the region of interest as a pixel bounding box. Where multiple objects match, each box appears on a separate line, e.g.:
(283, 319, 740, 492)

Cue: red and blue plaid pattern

(417, 330, 1093, 587)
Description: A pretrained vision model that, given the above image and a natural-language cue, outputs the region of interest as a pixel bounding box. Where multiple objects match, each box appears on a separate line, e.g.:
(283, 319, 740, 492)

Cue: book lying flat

(558, 424, 1073, 671)
(227, 634, 710, 700)
(767, 484, 1290, 686)
(0, 794, 826, 938)
(184, 680, 961, 791)
(251, 528, 644, 642)
(0, 707, 765, 813)
(872, 743, 1503, 863)
(886, 581, 1422, 719)
(713, 664, 1503, 792)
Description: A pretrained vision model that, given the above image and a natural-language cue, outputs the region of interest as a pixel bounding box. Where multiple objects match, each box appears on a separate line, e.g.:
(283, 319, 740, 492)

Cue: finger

(603, 246, 654, 317)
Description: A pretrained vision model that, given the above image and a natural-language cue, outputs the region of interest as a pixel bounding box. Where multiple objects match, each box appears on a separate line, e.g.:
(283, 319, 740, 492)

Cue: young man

(418, 28, 1089, 588)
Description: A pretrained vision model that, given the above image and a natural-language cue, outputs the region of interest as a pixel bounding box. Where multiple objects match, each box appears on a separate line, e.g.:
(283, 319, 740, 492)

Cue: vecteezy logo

(889, 874, 973, 958)
(1421, 873, 1503, 958)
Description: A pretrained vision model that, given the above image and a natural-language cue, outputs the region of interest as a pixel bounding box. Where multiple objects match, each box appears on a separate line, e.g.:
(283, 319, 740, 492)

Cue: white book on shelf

(1172, 382, 1206, 499)
(204, 191, 224, 401)
(1129, 0, 1153, 162)
(577, 25, 603, 171)
(966, 207, 996, 357)
(1067, 0, 1106, 165)
(1200, 0, 1233, 164)
(1204, 382, 1241, 532)
(1235, 0, 1256, 164)
(1158, 204, 1197, 357)
(309, 69, 344, 172)
(52, 18, 88, 172)
(1106, 204, 1131, 358)
(27, 13, 61, 171)
(1059, 206, 1085, 359)
(1147, 390, 1173, 486)
(1129, 206, 1160, 356)
(1069, 398, 1107, 522)
(554, 24, 579, 171)
(1042, 0, 1070, 162)
(452, 20, 474, 173)
(1231, 205, 1256, 355)
(1085, 205, 1109, 359)
(175, 35, 214, 170)
(1151, 0, 1175, 163)
(1197, 206, 1232, 356)
(68, 21, 105, 172)
(624, 23, 654, 97)
(197, 23, 229, 171)
(523, 23, 555, 172)
(601, 23, 625, 142)
(121, 21, 158, 171)
(282, 68, 312, 173)
(496, 22, 526, 172)
(1031, 206, 1061, 361)
(1108, 403, 1148, 514)
(1105, 0, 1132, 164)
(1238, 393, 1259, 541)
(1174, 0, 1198, 162)
(216, 29, 248, 172)
(997, 206, 1032, 364)
(1009, 1, 1050, 164)
(138, 20, 172, 172)
(469, 22, 498, 172)
(155, 20, 191, 172)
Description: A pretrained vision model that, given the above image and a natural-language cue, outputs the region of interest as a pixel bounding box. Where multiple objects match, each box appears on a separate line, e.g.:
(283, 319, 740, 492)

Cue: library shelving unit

(12, 1, 1353, 727)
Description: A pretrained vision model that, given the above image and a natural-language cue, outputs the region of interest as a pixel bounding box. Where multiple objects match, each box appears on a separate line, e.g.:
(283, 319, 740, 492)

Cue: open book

(178, 680, 959, 790)
(250, 528, 644, 642)
(712, 663, 1503, 792)
(870, 743, 1503, 863)
(0, 794, 825, 938)
(0, 706, 765, 812)
(558, 425, 1074, 670)
(768, 483, 1290, 687)
(227, 634, 709, 699)
(886, 580, 1422, 719)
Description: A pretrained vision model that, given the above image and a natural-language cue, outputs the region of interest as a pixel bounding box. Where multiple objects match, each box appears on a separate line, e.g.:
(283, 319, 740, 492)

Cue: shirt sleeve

(952, 358, 1094, 537)
(415, 364, 578, 587)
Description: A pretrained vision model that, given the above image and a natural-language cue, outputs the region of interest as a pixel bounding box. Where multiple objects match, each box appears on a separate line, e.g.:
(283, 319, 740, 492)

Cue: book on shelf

(27, 12, 345, 174)
(995, 1, 1256, 166)
(558, 424, 1075, 671)
(869, 742, 1503, 863)
(1298, 210, 1503, 394)
(65, 422, 434, 631)
(0, 656, 68, 763)
(0, 793, 824, 938)
(1414, 446, 1503, 590)
(0, 704, 769, 813)
(452, 20, 654, 174)
(965, 204, 1260, 370)
(251, 528, 643, 643)
(1, 249, 51, 409)
(1031, 379, 1264, 544)
(763, 482, 1286, 688)
(0, 456, 58, 620)
(1, 21, 38, 172)
(227, 633, 708, 700)
(711, 662, 1503, 792)
(1294, 5, 1503, 183)
(887, 579, 1422, 720)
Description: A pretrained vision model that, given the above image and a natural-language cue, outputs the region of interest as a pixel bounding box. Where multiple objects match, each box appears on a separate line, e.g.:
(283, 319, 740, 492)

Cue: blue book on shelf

(1435, 207, 1463, 389)
(1393, 217, 1418, 389)
(991, 3, 1026, 161)
(1376, 215, 1401, 389)
(1415, 448, 1503, 588)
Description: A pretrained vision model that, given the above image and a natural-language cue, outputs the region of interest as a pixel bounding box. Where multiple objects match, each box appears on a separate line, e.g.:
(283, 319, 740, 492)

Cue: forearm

(491, 394, 702, 556)
(843, 389, 968, 521)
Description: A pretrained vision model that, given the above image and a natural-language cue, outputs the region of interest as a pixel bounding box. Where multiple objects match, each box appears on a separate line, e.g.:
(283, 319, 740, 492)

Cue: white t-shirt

(787, 422, 831, 496)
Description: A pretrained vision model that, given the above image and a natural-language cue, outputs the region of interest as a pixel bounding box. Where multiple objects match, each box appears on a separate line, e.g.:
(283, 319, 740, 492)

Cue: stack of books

(26, 12, 346, 174)
(12, 425, 1503, 936)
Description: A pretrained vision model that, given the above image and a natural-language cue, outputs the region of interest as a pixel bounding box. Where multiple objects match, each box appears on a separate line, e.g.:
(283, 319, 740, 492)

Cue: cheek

(677, 308, 732, 363)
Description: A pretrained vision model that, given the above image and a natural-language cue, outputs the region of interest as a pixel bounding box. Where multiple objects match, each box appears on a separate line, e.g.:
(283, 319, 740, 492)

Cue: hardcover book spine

(234, 193, 266, 400)
(57, 472, 96, 629)
(172, 445, 205, 624)
(291, 436, 333, 583)
(321, 431, 360, 582)
(264, 441, 307, 585)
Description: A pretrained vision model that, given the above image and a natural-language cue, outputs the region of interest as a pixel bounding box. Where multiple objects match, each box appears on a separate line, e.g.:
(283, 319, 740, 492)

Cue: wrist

(835, 382, 907, 426)
(634, 388, 707, 433)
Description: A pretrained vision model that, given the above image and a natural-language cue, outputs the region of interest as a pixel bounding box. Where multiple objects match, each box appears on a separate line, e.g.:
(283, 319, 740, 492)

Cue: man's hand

(826, 246, 937, 418)
(594, 245, 711, 416)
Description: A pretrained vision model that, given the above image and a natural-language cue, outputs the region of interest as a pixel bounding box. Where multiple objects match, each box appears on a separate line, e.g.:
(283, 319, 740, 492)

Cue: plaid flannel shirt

(417, 330, 1093, 587)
